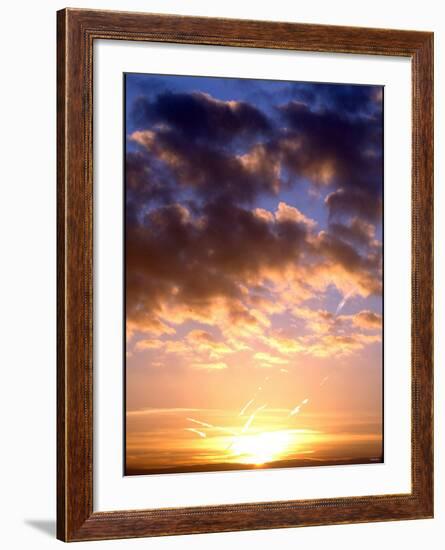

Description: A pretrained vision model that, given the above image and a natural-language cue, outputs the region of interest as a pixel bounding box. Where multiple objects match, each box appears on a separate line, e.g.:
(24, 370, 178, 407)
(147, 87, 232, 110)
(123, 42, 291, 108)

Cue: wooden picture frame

(57, 8, 433, 542)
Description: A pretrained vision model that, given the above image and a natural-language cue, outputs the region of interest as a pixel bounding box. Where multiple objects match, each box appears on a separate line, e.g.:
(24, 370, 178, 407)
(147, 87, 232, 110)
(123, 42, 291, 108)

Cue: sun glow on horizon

(229, 429, 308, 465)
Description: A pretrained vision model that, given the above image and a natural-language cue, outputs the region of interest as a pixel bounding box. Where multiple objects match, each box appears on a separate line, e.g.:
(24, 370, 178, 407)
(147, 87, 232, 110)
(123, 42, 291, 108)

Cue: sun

(229, 430, 294, 466)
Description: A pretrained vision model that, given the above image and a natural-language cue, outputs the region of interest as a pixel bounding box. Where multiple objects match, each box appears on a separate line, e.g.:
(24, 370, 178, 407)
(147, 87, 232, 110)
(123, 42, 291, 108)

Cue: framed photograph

(57, 8, 433, 542)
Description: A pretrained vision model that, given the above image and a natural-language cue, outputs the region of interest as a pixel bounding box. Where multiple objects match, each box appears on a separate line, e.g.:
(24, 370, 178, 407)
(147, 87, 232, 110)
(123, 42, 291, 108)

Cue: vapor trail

(335, 289, 355, 316)
(237, 377, 269, 419)
(185, 428, 206, 438)
(186, 417, 213, 428)
(239, 398, 255, 416)
(289, 398, 310, 417)
(242, 404, 267, 433)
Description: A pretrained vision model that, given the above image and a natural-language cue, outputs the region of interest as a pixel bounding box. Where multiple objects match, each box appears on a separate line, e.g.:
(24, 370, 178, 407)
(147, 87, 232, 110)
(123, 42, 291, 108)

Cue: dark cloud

(237, 81, 382, 121)
(126, 200, 311, 324)
(126, 151, 177, 217)
(126, 199, 382, 333)
(325, 188, 382, 222)
(131, 91, 272, 145)
(130, 129, 280, 204)
(127, 91, 278, 205)
(316, 231, 379, 274)
(314, 230, 382, 295)
(279, 101, 382, 189)
(288, 83, 382, 118)
(329, 218, 377, 248)
(352, 310, 382, 329)
(278, 100, 382, 220)
(125, 83, 383, 332)
(129, 88, 382, 220)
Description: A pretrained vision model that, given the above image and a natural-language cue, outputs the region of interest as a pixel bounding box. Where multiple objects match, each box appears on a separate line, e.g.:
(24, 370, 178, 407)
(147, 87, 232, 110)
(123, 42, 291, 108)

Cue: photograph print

(124, 73, 383, 475)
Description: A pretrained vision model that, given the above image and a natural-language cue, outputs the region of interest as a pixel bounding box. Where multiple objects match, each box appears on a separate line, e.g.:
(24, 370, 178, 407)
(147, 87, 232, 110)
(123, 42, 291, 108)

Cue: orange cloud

(189, 361, 228, 370)
(304, 332, 381, 358)
(186, 329, 235, 358)
(135, 338, 189, 354)
(275, 201, 317, 228)
(253, 352, 289, 365)
(127, 317, 176, 340)
(351, 310, 382, 330)
(262, 334, 305, 354)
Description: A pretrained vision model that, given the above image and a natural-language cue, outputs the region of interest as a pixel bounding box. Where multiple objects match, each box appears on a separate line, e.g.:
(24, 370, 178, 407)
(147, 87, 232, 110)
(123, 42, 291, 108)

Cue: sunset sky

(125, 73, 383, 474)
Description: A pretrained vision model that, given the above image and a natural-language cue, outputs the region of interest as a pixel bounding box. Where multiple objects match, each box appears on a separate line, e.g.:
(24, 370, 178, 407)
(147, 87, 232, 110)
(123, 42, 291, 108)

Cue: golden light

(229, 430, 294, 465)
